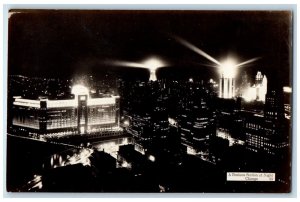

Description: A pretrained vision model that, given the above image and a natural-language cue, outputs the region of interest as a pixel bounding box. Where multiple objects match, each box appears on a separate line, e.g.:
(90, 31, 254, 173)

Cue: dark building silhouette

(177, 81, 216, 156)
(263, 89, 289, 154)
(120, 81, 173, 161)
(243, 89, 289, 155)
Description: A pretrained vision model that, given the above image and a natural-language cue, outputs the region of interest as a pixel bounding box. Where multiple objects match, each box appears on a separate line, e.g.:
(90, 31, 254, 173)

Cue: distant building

(239, 71, 251, 97)
(242, 71, 267, 102)
(219, 77, 235, 99)
(255, 72, 268, 101)
(11, 85, 121, 137)
(243, 112, 267, 153)
(120, 81, 171, 159)
(214, 98, 244, 147)
(283, 86, 292, 120)
(243, 89, 289, 155)
(264, 90, 289, 150)
(178, 83, 216, 155)
(149, 69, 157, 81)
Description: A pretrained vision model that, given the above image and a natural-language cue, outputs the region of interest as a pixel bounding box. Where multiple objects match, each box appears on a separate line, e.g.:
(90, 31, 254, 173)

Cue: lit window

(80, 126, 85, 134)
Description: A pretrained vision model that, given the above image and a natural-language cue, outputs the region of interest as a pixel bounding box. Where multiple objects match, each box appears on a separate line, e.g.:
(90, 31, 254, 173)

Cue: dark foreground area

(6, 135, 290, 193)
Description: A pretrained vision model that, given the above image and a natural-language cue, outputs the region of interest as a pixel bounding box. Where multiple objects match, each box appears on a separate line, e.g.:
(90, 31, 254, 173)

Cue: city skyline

(8, 10, 291, 87)
(7, 74, 291, 192)
(6, 10, 292, 193)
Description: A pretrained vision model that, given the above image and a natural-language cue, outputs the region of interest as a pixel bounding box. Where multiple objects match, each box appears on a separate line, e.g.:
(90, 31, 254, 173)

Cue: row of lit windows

(13, 117, 40, 129)
(47, 120, 77, 129)
(248, 141, 263, 148)
(193, 125, 207, 129)
(245, 123, 263, 130)
(247, 147, 258, 153)
(89, 112, 115, 118)
(245, 132, 284, 153)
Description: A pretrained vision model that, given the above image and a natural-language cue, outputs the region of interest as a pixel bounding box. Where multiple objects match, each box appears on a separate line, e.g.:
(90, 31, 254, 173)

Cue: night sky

(8, 10, 292, 87)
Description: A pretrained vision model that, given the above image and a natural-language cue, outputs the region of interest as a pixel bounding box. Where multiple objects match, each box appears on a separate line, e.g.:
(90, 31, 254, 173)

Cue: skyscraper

(255, 71, 268, 102)
(179, 82, 216, 155)
(244, 88, 289, 155)
(242, 71, 268, 102)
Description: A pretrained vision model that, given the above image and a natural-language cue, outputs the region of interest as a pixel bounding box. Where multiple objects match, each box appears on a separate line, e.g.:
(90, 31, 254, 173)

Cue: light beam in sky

(110, 61, 147, 69)
(173, 36, 260, 74)
(174, 36, 221, 66)
(235, 57, 261, 68)
(174, 36, 260, 99)
(108, 57, 166, 81)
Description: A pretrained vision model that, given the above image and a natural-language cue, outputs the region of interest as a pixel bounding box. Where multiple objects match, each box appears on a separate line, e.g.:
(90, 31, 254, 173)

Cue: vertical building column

(77, 95, 88, 134)
(219, 77, 235, 99)
(39, 100, 47, 134)
(149, 69, 157, 81)
(228, 78, 232, 98)
(232, 78, 235, 97)
(219, 77, 223, 98)
(115, 96, 120, 127)
(224, 78, 228, 98)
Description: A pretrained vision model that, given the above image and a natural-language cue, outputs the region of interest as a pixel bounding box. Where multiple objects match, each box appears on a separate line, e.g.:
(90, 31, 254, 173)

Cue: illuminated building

(264, 89, 286, 143)
(242, 71, 268, 102)
(121, 81, 170, 157)
(239, 72, 250, 97)
(207, 78, 218, 97)
(12, 85, 121, 137)
(255, 72, 268, 101)
(111, 57, 166, 82)
(244, 112, 288, 155)
(219, 77, 235, 99)
(218, 59, 237, 99)
(283, 86, 292, 120)
(243, 112, 267, 153)
(149, 69, 157, 81)
(255, 71, 263, 100)
(244, 89, 289, 155)
(178, 82, 216, 155)
(173, 37, 259, 99)
(143, 58, 165, 82)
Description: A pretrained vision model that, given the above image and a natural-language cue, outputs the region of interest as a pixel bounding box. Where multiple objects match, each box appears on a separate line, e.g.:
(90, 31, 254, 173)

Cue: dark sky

(8, 10, 292, 87)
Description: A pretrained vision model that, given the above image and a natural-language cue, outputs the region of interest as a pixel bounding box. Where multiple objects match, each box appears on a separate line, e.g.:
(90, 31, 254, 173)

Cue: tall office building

(255, 72, 268, 101)
(149, 69, 157, 81)
(219, 76, 235, 99)
(264, 89, 288, 152)
(242, 71, 268, 102)
(244, 88, 289, 155)
(179, 83, 216, 155)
